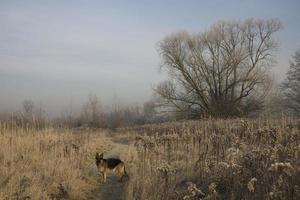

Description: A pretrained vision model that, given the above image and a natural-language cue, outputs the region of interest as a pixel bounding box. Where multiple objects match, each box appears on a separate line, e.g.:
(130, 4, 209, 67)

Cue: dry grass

(0, 124, 112, 200)
(1, 118, 299, 200)
(125, 118, 300, 200)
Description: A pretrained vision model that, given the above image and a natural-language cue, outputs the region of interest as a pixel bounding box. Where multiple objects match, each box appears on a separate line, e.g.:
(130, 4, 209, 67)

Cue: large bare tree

(156, 18, 281, 117)
(281, 49, 300, 116)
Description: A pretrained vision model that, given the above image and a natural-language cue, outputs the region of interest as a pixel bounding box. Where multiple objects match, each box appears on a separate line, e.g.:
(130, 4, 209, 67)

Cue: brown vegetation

(1, 116, 299, 200)
(0, 124, 112, 200)
(125, 118, 300, 199)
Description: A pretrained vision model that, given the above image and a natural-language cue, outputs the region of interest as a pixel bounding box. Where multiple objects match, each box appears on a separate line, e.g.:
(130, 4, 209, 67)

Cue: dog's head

(95, 152, 104, 164)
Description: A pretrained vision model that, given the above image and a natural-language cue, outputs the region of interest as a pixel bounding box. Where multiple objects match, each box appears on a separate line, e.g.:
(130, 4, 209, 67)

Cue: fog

(0, 0, 299, 117)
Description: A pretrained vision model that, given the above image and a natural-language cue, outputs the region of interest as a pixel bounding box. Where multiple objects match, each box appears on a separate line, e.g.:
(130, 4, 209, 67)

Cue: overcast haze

(0, 0, 299, 116)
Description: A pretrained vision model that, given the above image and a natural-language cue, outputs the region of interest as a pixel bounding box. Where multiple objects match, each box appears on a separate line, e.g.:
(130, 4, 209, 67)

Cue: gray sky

(0, 0, 299, 116)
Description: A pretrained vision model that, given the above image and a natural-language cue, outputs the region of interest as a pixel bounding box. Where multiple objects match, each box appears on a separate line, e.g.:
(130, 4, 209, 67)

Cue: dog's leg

(100, 172, 104, 182)
(116, 170, 123, 182)
(118, 174, 123, 182)
(103, 172, 107, 183)
(124, 166, 129, 180)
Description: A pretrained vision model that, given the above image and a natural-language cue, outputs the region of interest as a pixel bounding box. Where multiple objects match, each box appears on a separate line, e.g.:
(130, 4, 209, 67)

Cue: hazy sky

(0, 0, 299, 116)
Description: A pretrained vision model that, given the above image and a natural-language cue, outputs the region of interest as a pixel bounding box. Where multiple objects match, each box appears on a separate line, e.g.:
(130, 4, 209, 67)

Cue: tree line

(0, 95, 166, 129)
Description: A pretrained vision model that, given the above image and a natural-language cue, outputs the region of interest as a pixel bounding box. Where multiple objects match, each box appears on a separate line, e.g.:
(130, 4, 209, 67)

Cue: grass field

(0, 118, 299, 200)
(125, 118, 300, 199)
(0, 124, 112, 200)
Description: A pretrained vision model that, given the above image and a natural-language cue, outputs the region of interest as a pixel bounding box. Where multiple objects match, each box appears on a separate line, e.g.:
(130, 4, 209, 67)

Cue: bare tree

(23, 100, 34, 114)
(143, 100, 156, 121)
(281, 49, 300, 116)
(156, 18, 281, 117)
(80, 94, 104, 127)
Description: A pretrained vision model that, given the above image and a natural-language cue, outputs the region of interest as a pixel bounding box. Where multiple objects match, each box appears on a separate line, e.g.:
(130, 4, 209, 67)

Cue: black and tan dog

(95, 152, 129, 183)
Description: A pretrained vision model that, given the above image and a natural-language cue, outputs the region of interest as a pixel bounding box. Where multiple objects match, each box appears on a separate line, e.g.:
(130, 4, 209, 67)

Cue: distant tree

(20, 99, 48, 128)
(281, 49, 300, 116)
(63, 100, 74, 127)
(80, 94, 104, 127)
(143, 100, 156, 122)
(156, 18, 281, 117)
(263, 85, 284, 116)
(23, 100, 34, 114)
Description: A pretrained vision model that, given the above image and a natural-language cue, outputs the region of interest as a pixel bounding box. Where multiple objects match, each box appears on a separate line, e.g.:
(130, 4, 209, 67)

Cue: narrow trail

(91, 139, 130, 200)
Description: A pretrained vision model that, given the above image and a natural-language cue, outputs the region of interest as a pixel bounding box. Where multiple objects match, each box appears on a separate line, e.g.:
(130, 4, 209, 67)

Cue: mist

(1, 0, 299, 117)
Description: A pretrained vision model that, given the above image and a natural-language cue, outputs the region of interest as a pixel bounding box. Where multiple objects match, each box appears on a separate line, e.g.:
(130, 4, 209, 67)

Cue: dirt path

(91, 140, 130, 200)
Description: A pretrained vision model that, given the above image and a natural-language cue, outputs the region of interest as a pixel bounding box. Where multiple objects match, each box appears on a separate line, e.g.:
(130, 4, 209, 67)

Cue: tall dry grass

(125, 118, 300, 199)
(0, 123, 112, 200)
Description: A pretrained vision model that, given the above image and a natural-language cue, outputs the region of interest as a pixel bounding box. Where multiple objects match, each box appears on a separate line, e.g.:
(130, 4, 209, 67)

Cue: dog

(95, 152, 129, 183)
